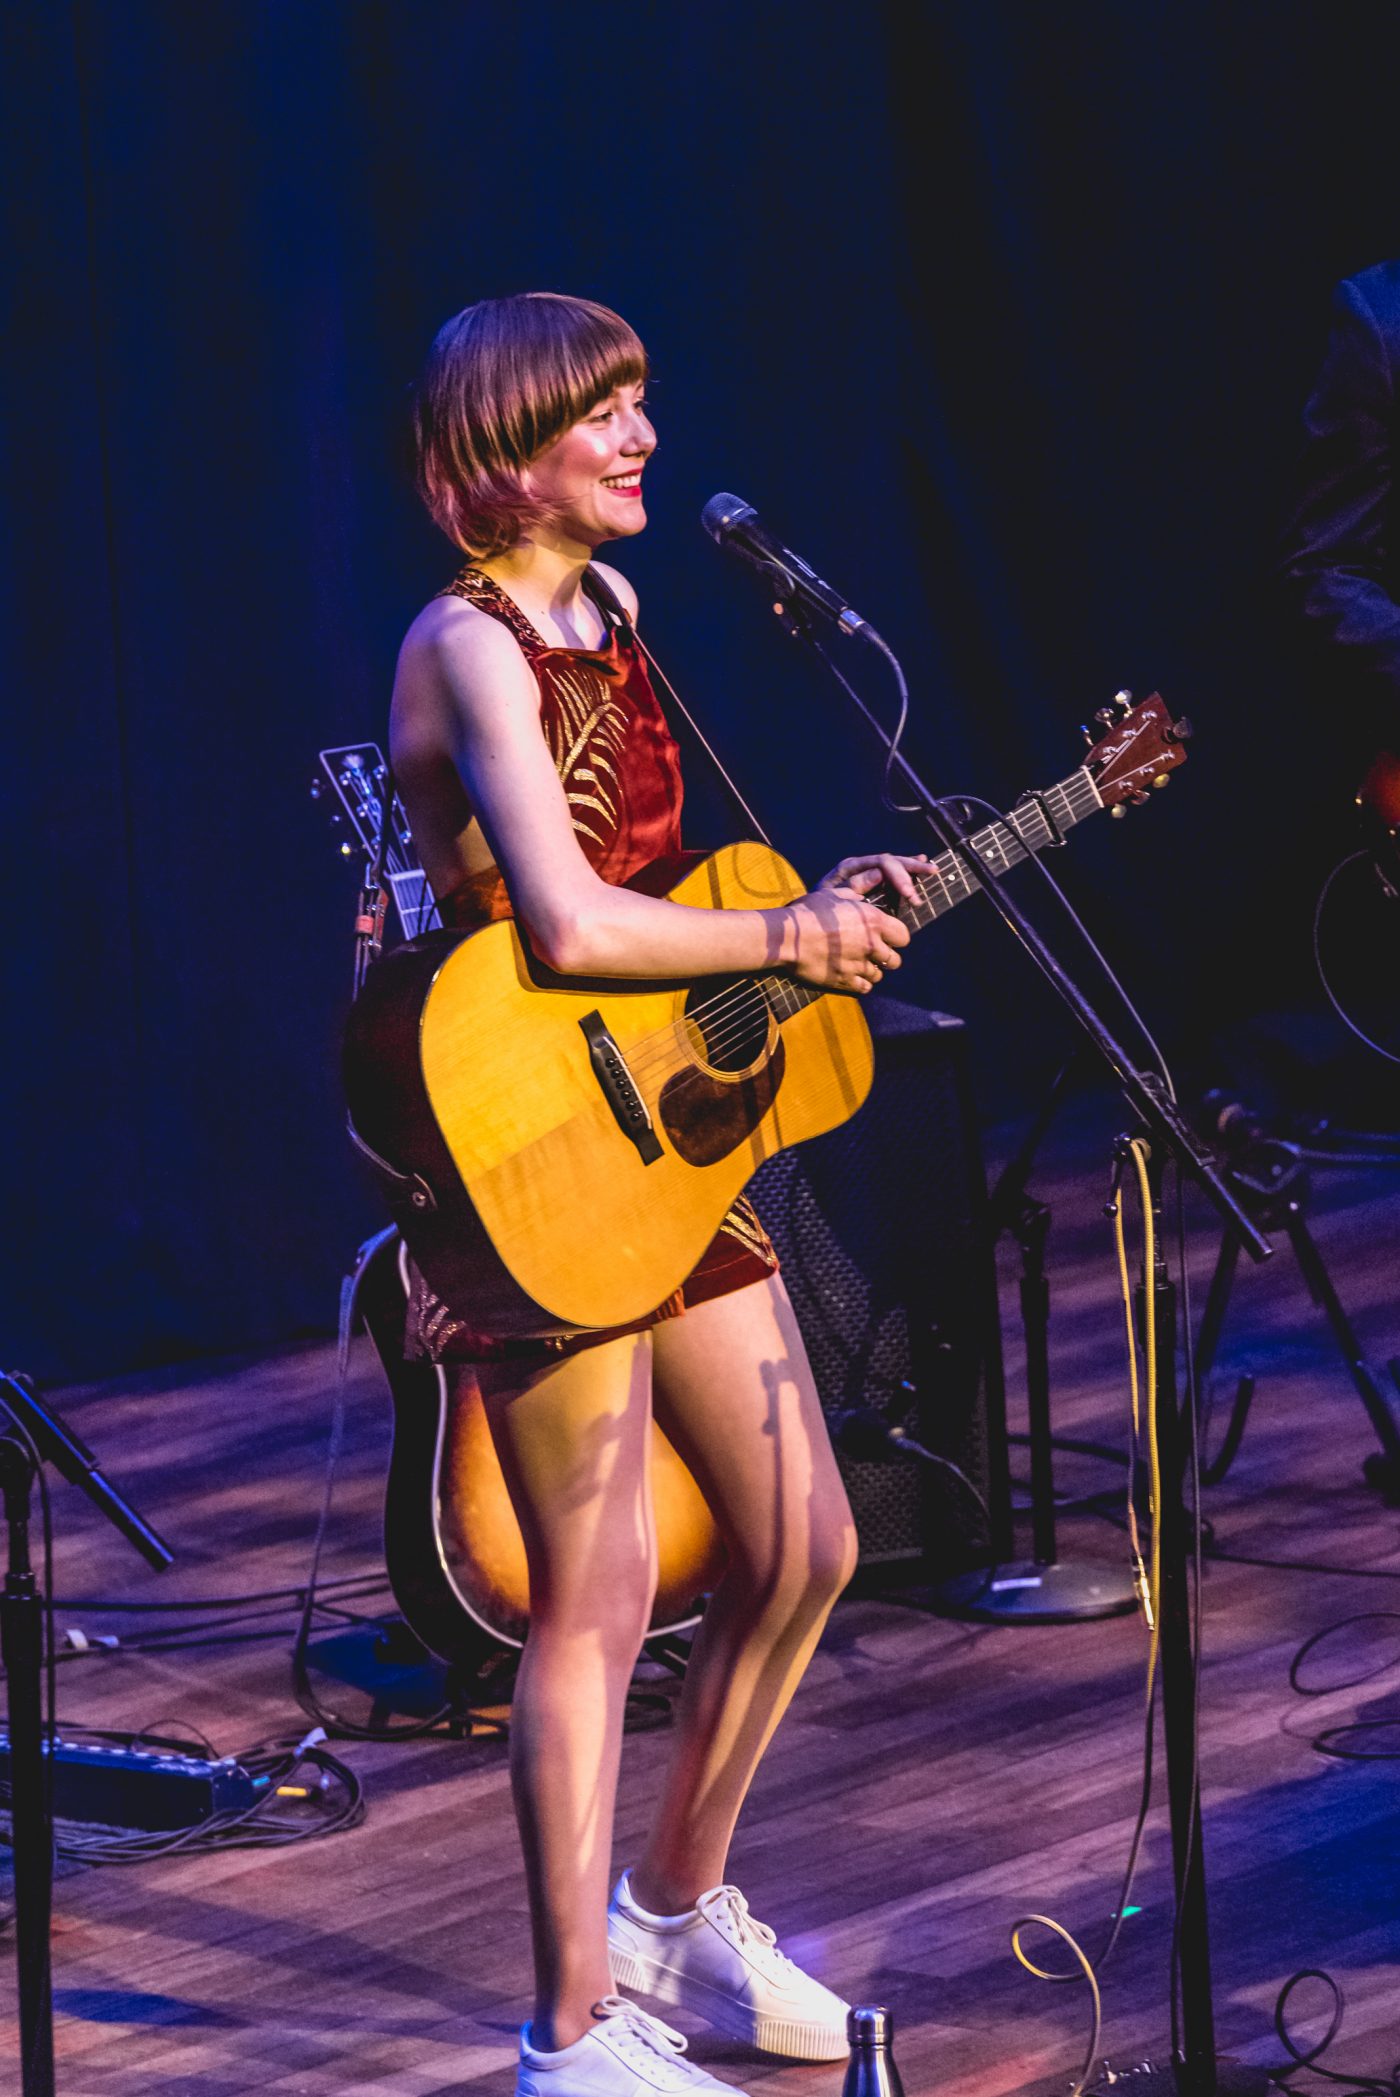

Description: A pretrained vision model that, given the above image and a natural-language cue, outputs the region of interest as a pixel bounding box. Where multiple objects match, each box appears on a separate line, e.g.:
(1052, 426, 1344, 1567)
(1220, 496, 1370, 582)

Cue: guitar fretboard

(761, 767, 1102, 1020)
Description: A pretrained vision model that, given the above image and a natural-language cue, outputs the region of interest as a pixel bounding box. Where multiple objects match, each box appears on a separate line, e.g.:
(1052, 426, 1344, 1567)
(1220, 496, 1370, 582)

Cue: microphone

(701, 492, 879, 642)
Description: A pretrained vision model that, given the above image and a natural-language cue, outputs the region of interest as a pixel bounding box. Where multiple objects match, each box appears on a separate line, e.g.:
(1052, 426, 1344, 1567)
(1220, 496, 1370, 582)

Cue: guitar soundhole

(683, 978, 772, 1073)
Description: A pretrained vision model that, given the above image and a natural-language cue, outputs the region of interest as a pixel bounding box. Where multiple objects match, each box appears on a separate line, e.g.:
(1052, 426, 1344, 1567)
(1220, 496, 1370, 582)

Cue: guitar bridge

(579, 1012, 663, 1165)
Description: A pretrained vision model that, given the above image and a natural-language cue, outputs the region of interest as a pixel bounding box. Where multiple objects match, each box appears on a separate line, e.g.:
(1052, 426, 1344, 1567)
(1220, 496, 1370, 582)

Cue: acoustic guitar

(340, 692, 1190, 1340)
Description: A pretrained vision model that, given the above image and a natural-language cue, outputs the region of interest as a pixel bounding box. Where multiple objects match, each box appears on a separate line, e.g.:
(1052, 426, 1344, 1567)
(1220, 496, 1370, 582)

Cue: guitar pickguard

(658, 1036, 786, 1166)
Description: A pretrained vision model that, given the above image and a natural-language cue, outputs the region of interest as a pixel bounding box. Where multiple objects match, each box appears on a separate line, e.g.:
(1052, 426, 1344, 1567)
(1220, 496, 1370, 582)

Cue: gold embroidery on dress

(717, 1195, 778, 1263)
(545, 658, 628, 848)
(439, 567, 633, 853)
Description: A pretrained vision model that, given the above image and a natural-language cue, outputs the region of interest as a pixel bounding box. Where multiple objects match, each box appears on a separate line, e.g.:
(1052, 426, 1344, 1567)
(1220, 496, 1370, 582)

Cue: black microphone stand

(0, 1373, 173, 2097)
(767, 598, 1272, 2097)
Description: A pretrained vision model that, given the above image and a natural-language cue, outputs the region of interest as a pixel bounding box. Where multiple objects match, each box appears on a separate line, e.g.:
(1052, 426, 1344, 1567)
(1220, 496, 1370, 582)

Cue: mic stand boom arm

(778, 605, 1271, 2097)
(787, 614, 1269, 1262)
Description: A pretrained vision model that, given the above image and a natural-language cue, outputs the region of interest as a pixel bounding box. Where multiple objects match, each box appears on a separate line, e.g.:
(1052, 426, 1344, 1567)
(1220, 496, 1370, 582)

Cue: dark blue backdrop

(7, 0, 1400, 1377)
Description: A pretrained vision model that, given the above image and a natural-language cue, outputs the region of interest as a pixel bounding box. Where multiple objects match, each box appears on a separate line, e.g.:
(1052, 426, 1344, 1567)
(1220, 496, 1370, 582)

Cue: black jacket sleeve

(1280, 274, 1400, 691)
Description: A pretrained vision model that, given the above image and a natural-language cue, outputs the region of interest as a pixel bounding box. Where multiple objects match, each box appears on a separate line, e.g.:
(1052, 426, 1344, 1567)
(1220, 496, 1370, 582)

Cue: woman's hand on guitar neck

(780, 881, 912, 994)
(778, 851, 934, 993)
(818, 851, 938, 906)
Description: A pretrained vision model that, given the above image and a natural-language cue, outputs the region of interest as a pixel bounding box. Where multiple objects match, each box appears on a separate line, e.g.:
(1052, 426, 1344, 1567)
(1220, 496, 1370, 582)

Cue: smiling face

(525, 382, 656, 553)
(414, 294, 652, 557)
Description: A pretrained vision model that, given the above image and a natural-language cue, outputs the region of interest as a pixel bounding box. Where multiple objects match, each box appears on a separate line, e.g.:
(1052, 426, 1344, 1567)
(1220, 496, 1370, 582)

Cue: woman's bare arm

(395, 600, 909, 992)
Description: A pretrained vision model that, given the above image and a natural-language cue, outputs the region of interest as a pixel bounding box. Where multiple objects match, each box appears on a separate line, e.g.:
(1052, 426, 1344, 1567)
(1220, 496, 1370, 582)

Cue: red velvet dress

(403, 564, 778, 1364)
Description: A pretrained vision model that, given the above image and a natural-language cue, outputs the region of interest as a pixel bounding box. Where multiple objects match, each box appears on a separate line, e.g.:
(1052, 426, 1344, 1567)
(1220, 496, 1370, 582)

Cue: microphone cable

(1312, 852, 1400, 1067)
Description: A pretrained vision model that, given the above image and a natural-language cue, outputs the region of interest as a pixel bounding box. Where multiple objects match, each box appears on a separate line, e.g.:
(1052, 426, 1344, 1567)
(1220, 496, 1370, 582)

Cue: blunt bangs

(413, 293, 648, 557)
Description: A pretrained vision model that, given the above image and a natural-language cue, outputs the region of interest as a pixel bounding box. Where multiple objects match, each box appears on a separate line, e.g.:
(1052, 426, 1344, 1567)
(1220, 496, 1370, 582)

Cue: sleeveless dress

(402, 563, 778, 1365)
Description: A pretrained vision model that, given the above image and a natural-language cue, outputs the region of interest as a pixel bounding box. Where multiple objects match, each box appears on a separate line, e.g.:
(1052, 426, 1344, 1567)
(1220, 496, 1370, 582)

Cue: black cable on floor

(0, 1727, 365, 1867)
(1267, 1968, 1400, 2097)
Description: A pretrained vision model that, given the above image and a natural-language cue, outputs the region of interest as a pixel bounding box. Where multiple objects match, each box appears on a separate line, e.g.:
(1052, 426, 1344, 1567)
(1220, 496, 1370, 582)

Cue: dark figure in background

(1281, 258, 1400, 744)
(1280, 260, 1400, 1084)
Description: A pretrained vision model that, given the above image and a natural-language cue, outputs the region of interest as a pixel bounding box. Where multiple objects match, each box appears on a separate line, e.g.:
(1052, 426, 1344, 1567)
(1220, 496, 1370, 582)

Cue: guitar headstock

(1083, 692, 1191, 813)
(314, 744, 393, 858)
(311, 743, 440, 937)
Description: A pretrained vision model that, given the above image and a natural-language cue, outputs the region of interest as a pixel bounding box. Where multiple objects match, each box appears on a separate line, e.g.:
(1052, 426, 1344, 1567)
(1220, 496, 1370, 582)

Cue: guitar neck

(762, 766, 1103, 1020)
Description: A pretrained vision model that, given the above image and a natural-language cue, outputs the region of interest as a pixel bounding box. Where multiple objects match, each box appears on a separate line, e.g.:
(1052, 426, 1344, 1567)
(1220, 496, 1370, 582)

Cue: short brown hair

(412, 292, 648, 556)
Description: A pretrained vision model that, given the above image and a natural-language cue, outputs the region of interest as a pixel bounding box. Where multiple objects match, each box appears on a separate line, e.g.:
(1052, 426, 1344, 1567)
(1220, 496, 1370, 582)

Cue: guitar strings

(594, 841, 1063, 1093)
(458, 725, 1158, 1167)
(612, 783, 1093, 1082)
(433, 774, 1108, 1160)
(430, 778, 1102, 1134)
(589, 790, 1093, 1104)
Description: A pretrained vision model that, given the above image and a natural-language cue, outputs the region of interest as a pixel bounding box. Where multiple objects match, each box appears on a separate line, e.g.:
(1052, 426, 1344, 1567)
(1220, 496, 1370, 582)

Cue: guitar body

(344, 842, 875, 1336)
(360, 1235, 726, 1661)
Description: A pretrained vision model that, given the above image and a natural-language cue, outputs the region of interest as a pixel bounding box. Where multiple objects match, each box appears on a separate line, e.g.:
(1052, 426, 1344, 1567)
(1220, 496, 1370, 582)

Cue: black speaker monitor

(748, 998, 1009, 1583)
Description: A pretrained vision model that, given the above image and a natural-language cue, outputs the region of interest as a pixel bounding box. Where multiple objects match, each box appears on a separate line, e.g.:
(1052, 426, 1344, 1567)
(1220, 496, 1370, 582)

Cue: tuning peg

(1166, 716, 1193, 743)
(1094, 706, 1117, 728)
(340, 840, 354, 858)
(310, 778, 323, 799)
(1081, 723, 1097, 745)
(1110, 804, 1128, 819)
(1152, 774, 1171, 790)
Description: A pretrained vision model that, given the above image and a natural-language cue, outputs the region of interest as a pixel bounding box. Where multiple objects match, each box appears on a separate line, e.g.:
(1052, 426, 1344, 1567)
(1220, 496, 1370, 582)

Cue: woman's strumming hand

(781, 882, 912, 993)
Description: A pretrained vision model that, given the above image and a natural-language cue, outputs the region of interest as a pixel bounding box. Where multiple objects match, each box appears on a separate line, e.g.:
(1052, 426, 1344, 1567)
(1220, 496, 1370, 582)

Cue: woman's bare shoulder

(392, 594, 539, 757)
(590, 559, 639, 622)
(398, 594, 539, 699)
(398, 590, 525, 672)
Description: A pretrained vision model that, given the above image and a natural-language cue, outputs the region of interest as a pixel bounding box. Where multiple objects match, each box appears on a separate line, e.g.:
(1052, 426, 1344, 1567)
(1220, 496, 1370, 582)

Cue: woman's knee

(527, 1547, 659, 1662)
(729, 1505, 859, 1619)
(804, 1505, 860, 1606)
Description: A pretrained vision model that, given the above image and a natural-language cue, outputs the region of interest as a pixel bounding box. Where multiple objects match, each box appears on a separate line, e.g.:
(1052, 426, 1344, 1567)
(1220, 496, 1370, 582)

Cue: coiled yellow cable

(1010, 1135, 1163, 2097)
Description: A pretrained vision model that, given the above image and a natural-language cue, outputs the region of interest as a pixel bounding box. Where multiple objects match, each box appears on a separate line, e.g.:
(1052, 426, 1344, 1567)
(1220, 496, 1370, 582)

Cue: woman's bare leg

(476, 1333, 657, 2051)
(630, 1275, 858, 1914)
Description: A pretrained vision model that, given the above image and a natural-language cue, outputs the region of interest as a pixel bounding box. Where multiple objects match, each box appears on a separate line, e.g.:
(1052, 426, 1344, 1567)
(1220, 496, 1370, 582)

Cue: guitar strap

(582, 566, 775, 849)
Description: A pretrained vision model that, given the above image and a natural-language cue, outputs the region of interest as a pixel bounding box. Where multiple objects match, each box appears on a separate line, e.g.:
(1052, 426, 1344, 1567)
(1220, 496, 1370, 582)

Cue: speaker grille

(749, 998, 1006, 1578)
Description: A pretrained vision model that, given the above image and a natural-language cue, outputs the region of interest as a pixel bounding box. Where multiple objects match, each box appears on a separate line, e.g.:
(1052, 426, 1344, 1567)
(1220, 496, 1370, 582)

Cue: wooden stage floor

(4, 1095, 1400, 2096)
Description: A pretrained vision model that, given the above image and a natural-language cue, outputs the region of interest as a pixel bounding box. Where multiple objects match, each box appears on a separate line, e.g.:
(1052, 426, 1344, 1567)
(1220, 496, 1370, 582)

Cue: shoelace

(592, 1997, 695, 2087)
(695, 1886, 800, 1982)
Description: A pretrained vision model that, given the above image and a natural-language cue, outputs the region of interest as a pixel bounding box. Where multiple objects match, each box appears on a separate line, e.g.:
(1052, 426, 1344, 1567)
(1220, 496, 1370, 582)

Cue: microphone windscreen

(701, 492, 755, 544)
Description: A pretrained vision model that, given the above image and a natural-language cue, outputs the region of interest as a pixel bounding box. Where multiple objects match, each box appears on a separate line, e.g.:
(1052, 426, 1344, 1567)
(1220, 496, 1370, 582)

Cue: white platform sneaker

(517, 1996, 749, 2097)
(607, 1873, 850, 2063)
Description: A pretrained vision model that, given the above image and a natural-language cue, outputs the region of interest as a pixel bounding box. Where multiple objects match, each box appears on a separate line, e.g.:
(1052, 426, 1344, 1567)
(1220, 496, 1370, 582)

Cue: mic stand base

(1085, 2056, 1270, 2097)
(930, 1556, 1137, 1624)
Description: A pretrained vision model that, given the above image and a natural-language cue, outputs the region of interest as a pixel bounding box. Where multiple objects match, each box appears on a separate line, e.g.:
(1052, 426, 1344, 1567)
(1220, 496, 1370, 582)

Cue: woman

(389, 292, 926, 2097)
